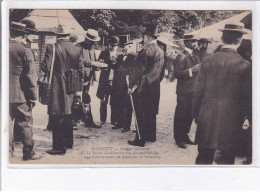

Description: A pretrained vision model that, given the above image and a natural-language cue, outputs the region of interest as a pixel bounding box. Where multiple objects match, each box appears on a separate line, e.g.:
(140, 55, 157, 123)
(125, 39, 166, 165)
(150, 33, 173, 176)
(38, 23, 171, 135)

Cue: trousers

(9, 102, 34, 159)
(100, 94, 116, 124)
(196, 145, 235, 165)
(174, 94, 193, 144)
(49, 114, 73, 151)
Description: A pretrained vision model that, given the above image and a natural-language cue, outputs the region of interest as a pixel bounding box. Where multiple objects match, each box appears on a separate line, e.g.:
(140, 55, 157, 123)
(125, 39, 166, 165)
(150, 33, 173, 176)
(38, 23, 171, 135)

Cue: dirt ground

(9, 78, 246, 165)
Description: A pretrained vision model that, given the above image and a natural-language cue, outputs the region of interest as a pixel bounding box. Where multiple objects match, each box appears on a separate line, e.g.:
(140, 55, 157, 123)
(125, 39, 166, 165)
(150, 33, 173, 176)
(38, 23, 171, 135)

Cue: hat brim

(26, 28, 38, 34)
(143, 32, 158, 39)
(119, 42, 133, 47)
(180, 38, 197, 41)
(218, 29, 248, 34)
(85, 35, 101, 42)
(10, 27, 27, 33)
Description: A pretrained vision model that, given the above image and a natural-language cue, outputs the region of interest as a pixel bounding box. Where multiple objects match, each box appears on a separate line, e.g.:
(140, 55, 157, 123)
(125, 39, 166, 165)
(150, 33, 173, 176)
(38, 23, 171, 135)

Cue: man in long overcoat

(173, 34, 200, 149)
(97, 36, 121, 126)
(41, 25, 83, 155)
(128, 25, 165, 147)
(192, 22, 251, 164)
(9, 22, 40, 160)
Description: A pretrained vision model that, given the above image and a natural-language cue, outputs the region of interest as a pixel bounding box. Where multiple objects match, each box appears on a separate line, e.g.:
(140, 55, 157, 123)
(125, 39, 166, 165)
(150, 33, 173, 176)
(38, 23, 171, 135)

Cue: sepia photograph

(7, 7, 252, 165)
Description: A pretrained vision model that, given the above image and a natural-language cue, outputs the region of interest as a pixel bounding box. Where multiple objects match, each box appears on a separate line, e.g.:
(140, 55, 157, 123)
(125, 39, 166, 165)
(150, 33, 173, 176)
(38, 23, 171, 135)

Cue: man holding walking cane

(127, 24, 165, 147)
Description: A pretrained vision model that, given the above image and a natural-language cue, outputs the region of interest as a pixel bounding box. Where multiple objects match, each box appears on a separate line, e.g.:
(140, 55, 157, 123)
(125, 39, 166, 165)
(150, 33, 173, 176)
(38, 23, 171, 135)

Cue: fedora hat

(108, 36, 120, 46)
(218, 22, 248, 34)
(53, 25, 70, 35)
(10, 21, 27, 33)
(144, 24, 159, 39)
(21, 19, 38, 34)
(84, 29, 101, 42)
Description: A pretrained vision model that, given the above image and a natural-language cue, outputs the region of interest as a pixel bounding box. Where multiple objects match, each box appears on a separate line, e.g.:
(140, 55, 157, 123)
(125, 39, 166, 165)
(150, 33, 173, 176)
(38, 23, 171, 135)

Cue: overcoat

(129, 42, 164, 114)
(9, 40, 37, 103)
(192, 48, 251, 150)
(41, 39, 82, 115)
(96, 49, 121, 100)
(110, 53, 136, 108)
(174, 49, 199, 95)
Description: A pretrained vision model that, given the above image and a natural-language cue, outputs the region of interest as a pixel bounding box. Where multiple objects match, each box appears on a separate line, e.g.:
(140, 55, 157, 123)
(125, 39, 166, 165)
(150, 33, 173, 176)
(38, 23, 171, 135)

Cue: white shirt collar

(184, 47, 193, 55)
(222, 44, 238, 50)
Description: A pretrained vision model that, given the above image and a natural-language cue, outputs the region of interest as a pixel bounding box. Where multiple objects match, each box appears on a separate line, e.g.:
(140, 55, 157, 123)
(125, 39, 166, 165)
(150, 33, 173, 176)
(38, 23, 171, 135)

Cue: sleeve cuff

(189, 68, 193, 77)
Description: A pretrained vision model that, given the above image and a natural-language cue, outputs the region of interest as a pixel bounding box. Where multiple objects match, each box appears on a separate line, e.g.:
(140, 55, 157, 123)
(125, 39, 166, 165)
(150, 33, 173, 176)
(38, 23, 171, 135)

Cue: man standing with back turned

(192, 22, 251, 165)
(128, 24, 165, 147)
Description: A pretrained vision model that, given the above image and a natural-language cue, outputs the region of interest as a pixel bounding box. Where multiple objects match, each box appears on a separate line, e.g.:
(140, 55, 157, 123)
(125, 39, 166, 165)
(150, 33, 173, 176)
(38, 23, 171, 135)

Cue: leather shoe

(177, 142, 187, 149)
(185, 138, 196, 145)
(23, 152, 42, 161)
(112, 125, 123, 129)
(46, 149, 66, 155)
(121, 128, 130, 133)
(85, 122, 102, 128)
(128, 139, 145, 147)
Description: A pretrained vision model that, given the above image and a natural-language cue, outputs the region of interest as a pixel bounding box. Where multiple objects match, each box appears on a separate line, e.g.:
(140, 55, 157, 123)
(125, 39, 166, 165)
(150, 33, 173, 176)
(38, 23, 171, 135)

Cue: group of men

(9, 18, 252, 165)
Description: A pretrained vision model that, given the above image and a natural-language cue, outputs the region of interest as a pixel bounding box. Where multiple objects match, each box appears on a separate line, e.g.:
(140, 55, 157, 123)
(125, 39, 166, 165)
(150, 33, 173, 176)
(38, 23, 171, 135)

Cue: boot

(128, 138, 145, 147)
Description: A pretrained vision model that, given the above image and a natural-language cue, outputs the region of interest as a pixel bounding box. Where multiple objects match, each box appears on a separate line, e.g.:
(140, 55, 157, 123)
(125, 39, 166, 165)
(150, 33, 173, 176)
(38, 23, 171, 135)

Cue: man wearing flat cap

(128, 24, 165, 147)
(9, 22, 40, 160)
(97, 35, 122, 126)
(173, 34, 200, 149)
(192, 22, 251, 164)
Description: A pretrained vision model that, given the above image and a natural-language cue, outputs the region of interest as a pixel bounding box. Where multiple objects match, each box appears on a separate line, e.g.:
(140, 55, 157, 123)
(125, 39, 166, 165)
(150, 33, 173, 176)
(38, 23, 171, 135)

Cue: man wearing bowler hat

(128, 24, 165, 147)
(9, 22, 40, 160)
(173, 34, 200, 149)
(97, 35, 121, 126)
(193, 37, 212, 62)
(192, 22, 251, 164)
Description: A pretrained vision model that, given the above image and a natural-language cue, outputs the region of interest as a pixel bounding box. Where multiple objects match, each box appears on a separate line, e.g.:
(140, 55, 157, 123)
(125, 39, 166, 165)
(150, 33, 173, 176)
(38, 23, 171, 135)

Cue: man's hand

(242, 119, 250, 130)
(191, 64, 200, 73)
(128, 85, 137, 94)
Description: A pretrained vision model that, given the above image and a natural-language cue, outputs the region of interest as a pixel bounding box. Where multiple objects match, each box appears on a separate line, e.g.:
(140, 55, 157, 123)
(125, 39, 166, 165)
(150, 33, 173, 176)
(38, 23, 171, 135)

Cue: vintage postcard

(5, 5, 252, 166)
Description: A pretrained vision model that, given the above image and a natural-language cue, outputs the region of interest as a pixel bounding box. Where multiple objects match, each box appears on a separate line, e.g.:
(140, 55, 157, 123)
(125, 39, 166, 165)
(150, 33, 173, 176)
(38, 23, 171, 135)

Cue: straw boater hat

(20, 19, 38, 34)
(84, 29, 101, 42)
(10, 22, 27, 33)
(218, 22, 248, 34)
(108, 36, 120, 46)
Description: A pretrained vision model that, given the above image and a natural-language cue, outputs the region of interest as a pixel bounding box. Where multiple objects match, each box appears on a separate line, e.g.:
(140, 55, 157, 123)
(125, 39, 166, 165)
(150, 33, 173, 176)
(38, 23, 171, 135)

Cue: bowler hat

(84, 29, 101, 42)
(10, 22, 26, 33)
(108, 36, 120, 46)
(144, 24, 159, 39)
(198, 38, 211, 43)
(21, 19, 38, 34)
(218, 22, 248, 34)
(53, 25, 70, 35)
(182, 34, 197, 41)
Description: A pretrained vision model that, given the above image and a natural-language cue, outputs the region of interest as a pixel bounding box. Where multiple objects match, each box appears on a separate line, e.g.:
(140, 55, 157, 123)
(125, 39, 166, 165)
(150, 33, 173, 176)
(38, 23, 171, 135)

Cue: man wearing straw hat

(192, 22, 251, 164)
(9, 21, 40, 160)
(127, 24, 165, 147)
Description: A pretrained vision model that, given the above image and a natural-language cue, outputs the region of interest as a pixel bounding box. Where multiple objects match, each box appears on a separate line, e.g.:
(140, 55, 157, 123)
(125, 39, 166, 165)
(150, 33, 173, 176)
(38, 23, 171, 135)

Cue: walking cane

(126, 75, 141, 140)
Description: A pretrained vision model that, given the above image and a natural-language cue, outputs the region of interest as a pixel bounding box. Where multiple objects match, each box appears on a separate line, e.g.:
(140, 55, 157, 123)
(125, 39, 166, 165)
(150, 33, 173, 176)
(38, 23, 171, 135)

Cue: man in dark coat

(193, 37, 212, 62)
(192, 22, 251, 165)
(76, 30, 102, 128)
(110, 40, 136, 132)
(9, 22, 40, 160)
(13, 19, 39, 142)
(97, 36, 121, 126)
(128, 25, 165, 147)
(41, 25, 83, 155)
(173, 34, 200, 149)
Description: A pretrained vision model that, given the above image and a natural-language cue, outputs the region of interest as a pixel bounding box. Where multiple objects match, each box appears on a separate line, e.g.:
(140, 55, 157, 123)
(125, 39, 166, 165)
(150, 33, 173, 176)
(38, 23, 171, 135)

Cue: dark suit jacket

(192, 48, 251, 150)
(129, 42, 164, 114)
(41, 39, 82, 115)
(9, 40, 37, 103)
(174, 49, 199, 95)
(96, 49, 122, 100)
